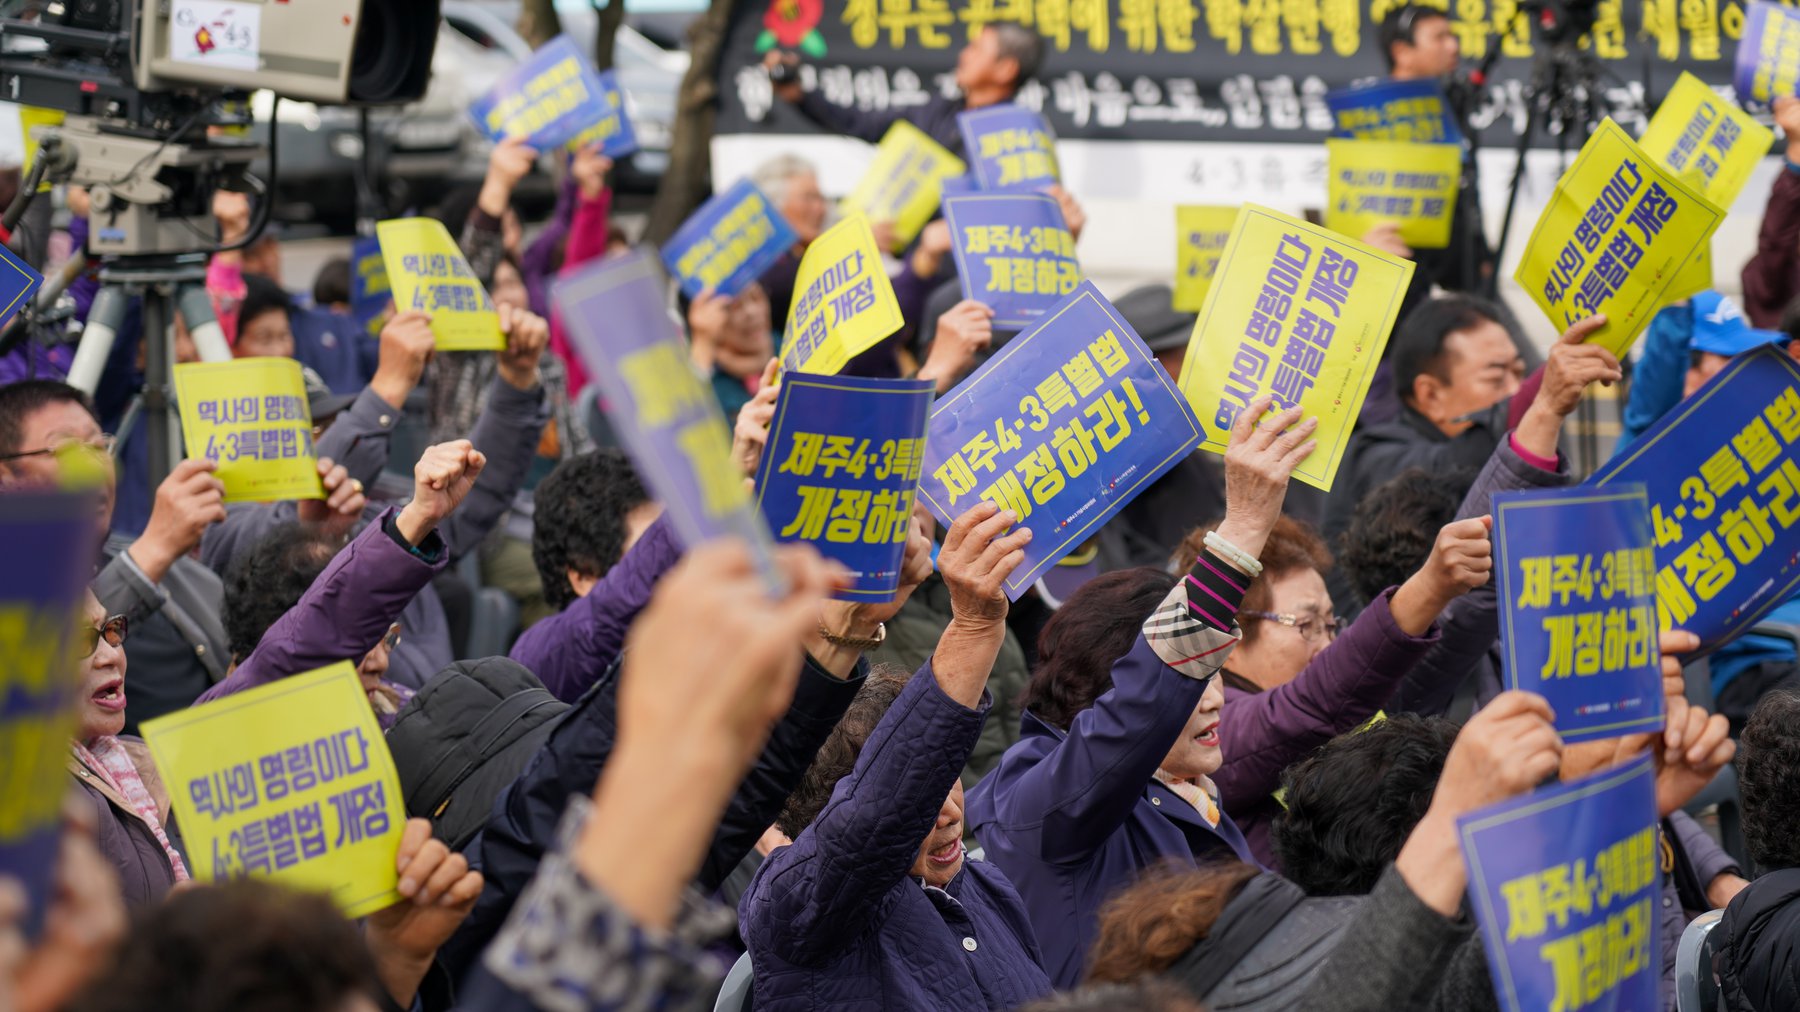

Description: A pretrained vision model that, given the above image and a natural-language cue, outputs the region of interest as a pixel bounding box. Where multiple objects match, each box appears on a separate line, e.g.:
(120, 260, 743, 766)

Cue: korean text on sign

(175, 358, 323, 504)
(754, 374, 935, 601)
(1178, 204, 1414, 492)
(958, 103, 1061, 191)
(0, 493, 95, 936)
(375, 217, 503, 351)
(349, 235, 391, 339)
(468, 35, 635, 154)
(1641, 72, 1773, 210)
(562, 69, 639, 157)
(842, 120, 967, 248)
(1515, 119, 1723, 357)
(1459, 756, 1661, 1012)
(917, 281, 1203, 599)
(1589, 345, 1800, 654)
(1174, 206, 1240, 313)
(140, 663, 406, 918)
(661, 177, 798, 299)
(555, 249, 784, 592)
(1323, 79, 1463, 144)
(1324, 139, 1463, 249)
(1734, 2, 1800, 105)
(945, 193, 1082, 329)
(782, 213, 904, 375)
(1493, 486, 1665, 743)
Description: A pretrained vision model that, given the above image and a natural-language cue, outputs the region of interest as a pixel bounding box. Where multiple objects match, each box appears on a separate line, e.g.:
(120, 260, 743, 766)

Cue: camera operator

(761, 23, 1042, 159)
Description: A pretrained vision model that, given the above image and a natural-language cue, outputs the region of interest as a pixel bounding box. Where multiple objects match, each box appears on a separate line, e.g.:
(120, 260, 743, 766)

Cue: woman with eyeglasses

(68, 590, 191, 908)
(965, 396, 1495, 987)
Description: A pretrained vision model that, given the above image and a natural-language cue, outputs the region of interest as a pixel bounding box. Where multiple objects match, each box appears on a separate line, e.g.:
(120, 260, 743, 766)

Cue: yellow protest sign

(174, 359, 323, 504)
(141, 662, 405, 918)
(1324, 139, 1463, 249)
(375, 218, 503, 351)
(782, 213, 904, 376)
(1178, 205, 1415, 492)
(1515, 119, 1724, 357)
(1174, 206, 1239, 313)
(1667, 243, 1714, 304)
(1639, 72, 1774, 211)
(842, 121, 967, 250)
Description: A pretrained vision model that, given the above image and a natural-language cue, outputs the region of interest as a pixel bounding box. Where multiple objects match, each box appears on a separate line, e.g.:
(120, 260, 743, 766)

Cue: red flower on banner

(758, 0, 826, 56)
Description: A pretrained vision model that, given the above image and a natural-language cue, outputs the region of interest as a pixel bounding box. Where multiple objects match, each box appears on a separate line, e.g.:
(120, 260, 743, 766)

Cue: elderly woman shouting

(966, 395, 1493, 986)
(739, 504, 1054, 1011)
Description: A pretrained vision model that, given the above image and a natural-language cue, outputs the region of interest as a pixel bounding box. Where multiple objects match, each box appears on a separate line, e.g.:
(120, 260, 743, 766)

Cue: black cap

(301, 365, 356, 423)
(1112, 283, 1195, 353)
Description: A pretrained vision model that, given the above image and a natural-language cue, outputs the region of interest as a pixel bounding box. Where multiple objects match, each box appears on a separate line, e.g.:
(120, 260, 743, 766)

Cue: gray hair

(988, 22, 1043, 86)
(751, 154, 817, 207)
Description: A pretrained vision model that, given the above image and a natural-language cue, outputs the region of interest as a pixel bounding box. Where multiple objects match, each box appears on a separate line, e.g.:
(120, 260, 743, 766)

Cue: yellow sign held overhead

(1179, 205, 1415, 492)
(842, 121, 967, 249)
(782, 213, 904, 376)
(1173, 206, 1239, 313)
(376, 218, 504, 352)
(1324, 139, 1463, 250)
(175, 358, 323, 504)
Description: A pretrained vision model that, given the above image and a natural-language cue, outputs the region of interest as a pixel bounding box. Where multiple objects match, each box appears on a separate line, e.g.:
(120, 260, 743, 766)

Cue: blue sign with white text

(958, 104, 1061, 191)
(1324, 78, 1463, 145)
(1588, 345, 1800, 654)
(754, 374, 934, 601)
(917, 281, 1202, 599)
(1459, 755, 1661, 1012)
(1493, 485, 1665, 744)
(554, 250, 782, 591)
(945, 193, 1081, 330)
(468, 35, 634, 153)
(660, 178, 798, 299)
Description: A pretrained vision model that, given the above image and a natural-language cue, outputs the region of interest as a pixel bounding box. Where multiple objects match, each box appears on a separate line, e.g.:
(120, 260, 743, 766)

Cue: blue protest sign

(958, 104, 1061, 191)
(468, 35, 630, 152)
(349, 236, 389, 339)
(0, 491, 97, 937)
(1324, 79, 1464, 145)
(565, 69, 639, 158)
(1493, 485, 1664, 744)
(917, 281, 1203, 599)
(553, 249, 782, 591)
(0, 240, 44, 331)
(660, 178, 799, 299)
(1459, 755, 1661, 1012)
(753, 374, 934, 601)
(1735, 2, 1800, 105)
(1588, 345, 1800, 654)
(945, 193, 1081, 331)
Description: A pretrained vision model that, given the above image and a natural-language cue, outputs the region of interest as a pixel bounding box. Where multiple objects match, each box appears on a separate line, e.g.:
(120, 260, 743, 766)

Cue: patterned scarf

(1153, 768, 1222, 827)
(73, 737, 191, 882)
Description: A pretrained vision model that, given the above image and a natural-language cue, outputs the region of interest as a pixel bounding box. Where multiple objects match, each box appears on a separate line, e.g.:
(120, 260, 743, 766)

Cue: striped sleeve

(1142, 548, 1250, 681)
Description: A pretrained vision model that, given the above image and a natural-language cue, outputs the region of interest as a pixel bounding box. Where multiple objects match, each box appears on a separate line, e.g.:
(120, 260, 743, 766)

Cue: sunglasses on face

(75, 615, 129, 660)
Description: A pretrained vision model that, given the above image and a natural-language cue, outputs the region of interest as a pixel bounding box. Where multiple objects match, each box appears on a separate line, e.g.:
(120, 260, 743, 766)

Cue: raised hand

(1361, 222, 1413, 259)
(1215, 394, 1318, 564)
(571, 144, 613, 200)
(396, 440, 486, 547)
(1515, 314, 1620, 459)
(370, 310, 437, 410)
(918, 300, 995, 394)
(1776, 96, 1800, 161)
(496, 303, 550, 391)
(128, 457, 228, 584)
(939, 501, 1032, 630)
(1047, 184, 1087, 241)
(1390, 515, 1493, 635)
(295, 456, 367, 534)
(731, 359, 782, 478)
(479, 136, 538, 217)
(366, 818, 483, 1008)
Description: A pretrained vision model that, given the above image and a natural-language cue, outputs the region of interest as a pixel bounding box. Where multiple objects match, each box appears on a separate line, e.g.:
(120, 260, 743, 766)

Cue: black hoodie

(1719, 867, 1800, 1012)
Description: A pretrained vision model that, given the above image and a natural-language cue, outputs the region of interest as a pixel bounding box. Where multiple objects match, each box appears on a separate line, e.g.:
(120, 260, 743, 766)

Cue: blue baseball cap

(1690, 290, 1788, 357)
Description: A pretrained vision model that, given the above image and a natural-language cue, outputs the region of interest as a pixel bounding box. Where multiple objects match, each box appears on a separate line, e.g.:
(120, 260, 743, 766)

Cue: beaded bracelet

(1204, 529, 1264, 578)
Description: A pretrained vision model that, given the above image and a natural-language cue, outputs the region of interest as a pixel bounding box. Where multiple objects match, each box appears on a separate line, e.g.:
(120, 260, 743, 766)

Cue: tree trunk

(515, 0, 562, 48)
(590, 0, 626, 71)
(645, 0, 734, 245)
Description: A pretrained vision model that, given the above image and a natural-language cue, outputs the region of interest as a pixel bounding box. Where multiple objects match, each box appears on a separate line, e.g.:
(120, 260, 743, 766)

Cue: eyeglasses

(74, 615, 129, 660)
(0, 432, 116, 463)
(380, 624, 403, 651)
(1245, 610, 1345, 644)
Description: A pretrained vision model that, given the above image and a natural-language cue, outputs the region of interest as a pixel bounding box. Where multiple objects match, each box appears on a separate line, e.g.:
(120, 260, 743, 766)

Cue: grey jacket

(69, 738, 180, 909)
(94, 539, 229, 733)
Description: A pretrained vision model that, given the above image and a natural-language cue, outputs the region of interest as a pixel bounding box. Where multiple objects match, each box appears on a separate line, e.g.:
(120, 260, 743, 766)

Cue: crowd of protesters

(3, 9, 1800, 1012)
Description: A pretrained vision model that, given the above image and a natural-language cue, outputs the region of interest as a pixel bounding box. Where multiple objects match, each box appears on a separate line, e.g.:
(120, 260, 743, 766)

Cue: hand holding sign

(941, 502, 1034, 630)
(395, 441, 486, 548)
(365, 818, 483, 1004)
(1778, 97, 1800, 160)
(572, 144, 613, 200)
(731, 359, 782, 478)
(1516, 315, 1620, 458)
(1218, 396, 1318, 561)
(371, 311, 436, 410)
(496, 304, 550, 391)
(918, 299, 996, 393)
(130, 458, 227, 584)
(293, 457, 368, 535)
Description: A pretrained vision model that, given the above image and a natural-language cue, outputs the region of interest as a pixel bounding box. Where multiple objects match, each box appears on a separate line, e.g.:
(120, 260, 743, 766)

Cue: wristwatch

(819, 621, 886, 651)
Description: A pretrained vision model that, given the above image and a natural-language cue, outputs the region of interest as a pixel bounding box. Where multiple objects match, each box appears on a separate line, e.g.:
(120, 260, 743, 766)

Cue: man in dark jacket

(764, 23, 1042, 159)
(1719, 690, 1800, 1012)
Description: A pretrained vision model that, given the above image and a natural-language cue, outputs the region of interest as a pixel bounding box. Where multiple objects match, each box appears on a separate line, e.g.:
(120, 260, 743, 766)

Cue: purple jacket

(508, 511, 681, 701)
(966, 635, 1257, 987)
(741, 664, 1053, 1010)
(195, 510, 446, 711)
(1215, 588, 1442, 864)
